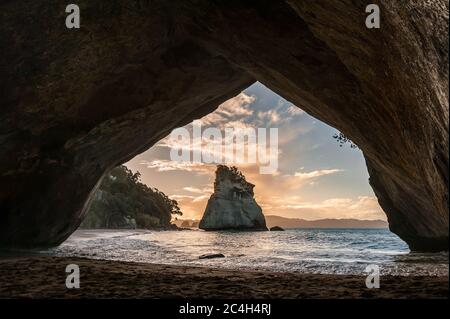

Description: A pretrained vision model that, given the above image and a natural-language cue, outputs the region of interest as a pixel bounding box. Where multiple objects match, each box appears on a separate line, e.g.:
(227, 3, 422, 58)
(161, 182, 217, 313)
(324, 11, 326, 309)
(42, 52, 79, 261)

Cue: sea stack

(199, 165, 267, 231)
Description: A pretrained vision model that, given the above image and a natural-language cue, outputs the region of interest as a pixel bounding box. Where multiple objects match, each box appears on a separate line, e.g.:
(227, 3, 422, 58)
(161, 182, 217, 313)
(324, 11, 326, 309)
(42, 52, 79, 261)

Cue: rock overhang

(0, 0, 448, 251)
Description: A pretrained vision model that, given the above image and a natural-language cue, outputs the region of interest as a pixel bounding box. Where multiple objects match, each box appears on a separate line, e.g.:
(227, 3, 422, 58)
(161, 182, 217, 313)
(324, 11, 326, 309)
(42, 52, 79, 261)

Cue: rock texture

(199, 166, 267, 231)
(0, 1, 448, 251)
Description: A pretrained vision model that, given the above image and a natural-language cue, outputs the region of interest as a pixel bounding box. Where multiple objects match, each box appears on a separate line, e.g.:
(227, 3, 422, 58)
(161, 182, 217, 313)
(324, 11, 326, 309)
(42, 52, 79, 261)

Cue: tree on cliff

(333, 132, 358, 149)
(81, 166, 182, 229)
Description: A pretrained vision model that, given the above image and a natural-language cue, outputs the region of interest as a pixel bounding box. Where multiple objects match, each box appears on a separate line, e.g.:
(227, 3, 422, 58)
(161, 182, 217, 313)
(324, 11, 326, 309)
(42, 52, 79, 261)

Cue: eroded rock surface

(199, 166, 267, 231)
(0, 1, 448, 251)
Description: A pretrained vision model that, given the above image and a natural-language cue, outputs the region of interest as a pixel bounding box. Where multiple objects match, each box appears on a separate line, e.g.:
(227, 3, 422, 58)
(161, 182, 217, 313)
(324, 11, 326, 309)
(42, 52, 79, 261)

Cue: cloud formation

(139, 160, 214, 174)
(294, 169, 343, 179)
(273, 195, 385, 220)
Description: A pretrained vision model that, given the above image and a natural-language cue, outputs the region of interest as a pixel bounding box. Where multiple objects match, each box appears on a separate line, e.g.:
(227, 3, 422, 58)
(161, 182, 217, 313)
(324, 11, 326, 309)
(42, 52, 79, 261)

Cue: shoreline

(0, 256, 447, 299)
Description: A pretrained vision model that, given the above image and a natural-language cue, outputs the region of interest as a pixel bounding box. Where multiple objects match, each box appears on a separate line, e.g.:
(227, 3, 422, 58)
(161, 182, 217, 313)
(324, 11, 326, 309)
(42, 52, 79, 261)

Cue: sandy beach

(0, 256, 447, 299)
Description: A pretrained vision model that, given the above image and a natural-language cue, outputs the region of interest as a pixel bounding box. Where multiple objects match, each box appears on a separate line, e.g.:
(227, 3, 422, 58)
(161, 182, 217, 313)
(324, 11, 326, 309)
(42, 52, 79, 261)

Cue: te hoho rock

(199, 165, 267, 231)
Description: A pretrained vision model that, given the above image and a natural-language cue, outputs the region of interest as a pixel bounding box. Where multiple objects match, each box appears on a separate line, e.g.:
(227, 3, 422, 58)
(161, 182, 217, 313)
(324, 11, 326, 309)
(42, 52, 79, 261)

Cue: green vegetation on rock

(81, 166, 182, 229)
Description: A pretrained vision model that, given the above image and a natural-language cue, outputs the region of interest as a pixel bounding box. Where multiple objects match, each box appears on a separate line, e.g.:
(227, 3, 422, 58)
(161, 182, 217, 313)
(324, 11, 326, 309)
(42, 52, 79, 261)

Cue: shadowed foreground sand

(0, 257, 447, 299)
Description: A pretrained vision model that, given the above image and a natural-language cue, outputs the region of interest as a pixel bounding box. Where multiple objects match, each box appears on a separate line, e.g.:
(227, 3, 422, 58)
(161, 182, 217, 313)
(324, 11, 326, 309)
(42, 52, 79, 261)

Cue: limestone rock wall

(0, 0, 448, 251)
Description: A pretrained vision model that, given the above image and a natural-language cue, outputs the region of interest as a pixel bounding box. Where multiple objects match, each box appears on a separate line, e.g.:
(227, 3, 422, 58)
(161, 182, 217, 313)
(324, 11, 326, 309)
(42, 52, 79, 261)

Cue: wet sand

(0, 256, 447, 299)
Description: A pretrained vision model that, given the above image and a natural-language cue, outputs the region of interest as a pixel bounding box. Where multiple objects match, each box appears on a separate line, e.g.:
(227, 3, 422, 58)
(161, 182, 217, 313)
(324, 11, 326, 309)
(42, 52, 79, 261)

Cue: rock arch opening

(124, 82, 387, 231)
(0, 1, 447, 251)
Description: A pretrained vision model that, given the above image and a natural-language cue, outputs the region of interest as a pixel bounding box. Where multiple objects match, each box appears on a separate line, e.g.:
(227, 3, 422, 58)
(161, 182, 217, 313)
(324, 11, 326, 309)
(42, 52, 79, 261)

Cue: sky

(126, 82, 386, 221)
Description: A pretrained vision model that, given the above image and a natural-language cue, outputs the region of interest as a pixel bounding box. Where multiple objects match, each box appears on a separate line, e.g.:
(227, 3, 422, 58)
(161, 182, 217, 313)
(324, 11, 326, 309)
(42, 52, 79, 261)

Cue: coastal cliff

(81, 166, 181, 230)
(199, 166, 267, 231)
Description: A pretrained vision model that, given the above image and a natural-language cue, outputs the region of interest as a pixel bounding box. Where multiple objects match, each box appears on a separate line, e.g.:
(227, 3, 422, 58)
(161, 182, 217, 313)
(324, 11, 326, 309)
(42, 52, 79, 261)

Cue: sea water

(44, 228, 448, 276)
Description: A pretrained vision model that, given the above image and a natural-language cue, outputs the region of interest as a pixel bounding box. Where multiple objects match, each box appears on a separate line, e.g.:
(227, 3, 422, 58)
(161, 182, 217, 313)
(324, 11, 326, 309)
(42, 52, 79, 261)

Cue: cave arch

(0, 1, 448, 251)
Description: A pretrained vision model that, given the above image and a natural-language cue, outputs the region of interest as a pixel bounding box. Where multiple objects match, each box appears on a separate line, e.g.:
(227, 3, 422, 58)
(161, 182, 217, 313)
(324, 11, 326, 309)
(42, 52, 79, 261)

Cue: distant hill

(174, 215, 388, 229)
(265, 215, 388, 229)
